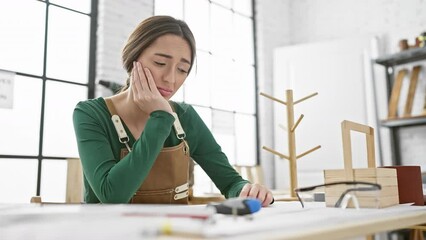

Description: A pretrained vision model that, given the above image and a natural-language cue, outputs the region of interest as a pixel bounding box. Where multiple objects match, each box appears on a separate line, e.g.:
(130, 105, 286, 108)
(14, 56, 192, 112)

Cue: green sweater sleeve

(73, 101, 175, 203)
(181, 105, 250, 198)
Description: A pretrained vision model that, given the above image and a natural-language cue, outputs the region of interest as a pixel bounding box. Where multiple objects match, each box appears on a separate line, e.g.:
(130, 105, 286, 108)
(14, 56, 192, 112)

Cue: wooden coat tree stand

(261, 89, 321, 199)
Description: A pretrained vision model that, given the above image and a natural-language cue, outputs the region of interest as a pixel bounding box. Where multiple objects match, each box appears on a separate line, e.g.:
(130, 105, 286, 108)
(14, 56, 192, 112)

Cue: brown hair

(120, 15, 196, 92)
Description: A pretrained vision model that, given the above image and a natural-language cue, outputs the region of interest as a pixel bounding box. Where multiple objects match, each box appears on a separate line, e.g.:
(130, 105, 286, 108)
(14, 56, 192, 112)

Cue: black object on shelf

(98, 80, 123, 93)
(375, 47, 426, 66)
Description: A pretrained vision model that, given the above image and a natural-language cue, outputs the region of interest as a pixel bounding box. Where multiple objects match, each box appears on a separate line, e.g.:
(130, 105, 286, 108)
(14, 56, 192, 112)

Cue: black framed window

(0, 0, 97, 203)
(154, 0, 258, 194)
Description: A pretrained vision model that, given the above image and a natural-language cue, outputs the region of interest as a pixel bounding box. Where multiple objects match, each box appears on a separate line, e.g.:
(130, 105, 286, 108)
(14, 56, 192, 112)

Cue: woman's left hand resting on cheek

(239, 183, 274, 207)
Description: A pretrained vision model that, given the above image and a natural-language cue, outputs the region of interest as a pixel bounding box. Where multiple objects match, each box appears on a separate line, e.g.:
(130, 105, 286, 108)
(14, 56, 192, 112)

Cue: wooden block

(324, 121, 399, 208)
(357, 186, 399, 197)
(325, 169, 398, 184)
(66, 158, 83, 203)
(353, 168, 397, 178)
(355, 177, 398, 186)
(356, 195, 400, 208)
(324, 169, 347, 179)
(403, 66, 421, 117)
(30, 196, 42, 203)
(324, 177, 348, 183)
(325, 185, 398, 198)
(388, 69, 408, 119)
(324, 168, 399, 208)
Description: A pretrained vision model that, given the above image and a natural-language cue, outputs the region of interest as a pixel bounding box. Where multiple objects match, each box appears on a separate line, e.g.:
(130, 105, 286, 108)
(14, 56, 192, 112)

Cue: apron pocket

(131, 188, 188, 204)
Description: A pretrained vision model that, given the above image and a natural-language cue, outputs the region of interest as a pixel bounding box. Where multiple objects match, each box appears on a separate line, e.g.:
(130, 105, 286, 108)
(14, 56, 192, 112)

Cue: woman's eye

(154, 61, 165, 66)
(178, 68, 188, 74)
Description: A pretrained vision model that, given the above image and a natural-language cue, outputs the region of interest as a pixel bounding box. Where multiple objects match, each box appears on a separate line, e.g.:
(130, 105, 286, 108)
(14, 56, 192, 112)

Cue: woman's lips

(157, 87, 173, 97)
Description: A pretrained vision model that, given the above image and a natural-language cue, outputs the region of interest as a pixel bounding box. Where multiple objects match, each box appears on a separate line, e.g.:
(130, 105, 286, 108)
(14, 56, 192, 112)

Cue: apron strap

(105, 98, 131, 152)
(105, 97, 118, 116)
(169, 101, 187, 140)
(104, 98, 188, 152)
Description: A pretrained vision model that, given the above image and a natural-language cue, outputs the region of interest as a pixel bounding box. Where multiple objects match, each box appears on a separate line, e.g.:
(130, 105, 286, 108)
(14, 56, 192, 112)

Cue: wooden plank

(355, 177, 398, 186)
(325, 185, 397, 196)
(388, 69, 408, 118)
(286, 90, 298, 197)
(66, 158, 83, 203)
(324, 169, 347, 178)
(403, 65, 422, 117)
(342, 120, 373, 134)
(355, 186, 399, 197)
(354, 168, 397, 178)
(341, 121, 354, 181)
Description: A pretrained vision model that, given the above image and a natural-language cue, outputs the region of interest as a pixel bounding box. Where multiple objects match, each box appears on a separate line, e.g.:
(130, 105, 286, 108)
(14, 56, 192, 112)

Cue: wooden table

(0, 202, 424, 240)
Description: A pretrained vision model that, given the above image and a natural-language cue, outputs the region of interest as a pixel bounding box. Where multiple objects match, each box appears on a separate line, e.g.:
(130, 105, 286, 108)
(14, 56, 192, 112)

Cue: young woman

(73, 15, 273, 206)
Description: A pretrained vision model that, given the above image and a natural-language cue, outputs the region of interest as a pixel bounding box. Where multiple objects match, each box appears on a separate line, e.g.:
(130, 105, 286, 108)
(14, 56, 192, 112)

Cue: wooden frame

(341, 120, 376, 180)
(324, 120, 399, 208)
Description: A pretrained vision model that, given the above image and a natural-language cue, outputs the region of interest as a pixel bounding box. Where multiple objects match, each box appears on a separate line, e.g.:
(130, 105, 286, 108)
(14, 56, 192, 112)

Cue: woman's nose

(163, 67, 176, 83)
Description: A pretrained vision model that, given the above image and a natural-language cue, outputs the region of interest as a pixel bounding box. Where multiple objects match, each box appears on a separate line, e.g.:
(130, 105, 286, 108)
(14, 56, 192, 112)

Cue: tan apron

(105, 98, 190, 204)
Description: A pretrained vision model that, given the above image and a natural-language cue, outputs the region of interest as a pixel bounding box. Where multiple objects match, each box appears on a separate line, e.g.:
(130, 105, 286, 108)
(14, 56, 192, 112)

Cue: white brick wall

(96, 0, 153, 97)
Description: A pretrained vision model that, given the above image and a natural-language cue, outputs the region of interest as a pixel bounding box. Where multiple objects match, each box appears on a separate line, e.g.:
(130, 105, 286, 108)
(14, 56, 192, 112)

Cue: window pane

(0, 159, 38, 203)
(214, 133, 236, 165)
(211, 0, 232, 8)
(212, 110, 235, 164)
(210, 5, 233, 57)
(46, 6, 90, 83)
(235, 114, 256, 165)
(43, 81, 88, 157)
(184, 51, 211, 106)
(154, 0, 183, 19)
(193, 106, 212, 129)
(233, 63, 255, 113)
(50, 0, 91, 14)
(233, 15, 254, 65)
(233, 0, 252, 16)
(185, 0, 210, 51)
(40, 159, 67, 202)
(210, 56, 235, 111)
(0, 75, 42, 156)
(193, 164, 219, 194)
(0, 0, 45, 75)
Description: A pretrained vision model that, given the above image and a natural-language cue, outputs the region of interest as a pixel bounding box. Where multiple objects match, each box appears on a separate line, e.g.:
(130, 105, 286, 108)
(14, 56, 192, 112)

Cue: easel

(260, 89, 321, 199)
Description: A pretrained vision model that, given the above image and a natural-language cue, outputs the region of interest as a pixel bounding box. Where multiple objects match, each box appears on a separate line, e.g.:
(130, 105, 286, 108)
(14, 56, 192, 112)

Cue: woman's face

(136, 34, 192, 100)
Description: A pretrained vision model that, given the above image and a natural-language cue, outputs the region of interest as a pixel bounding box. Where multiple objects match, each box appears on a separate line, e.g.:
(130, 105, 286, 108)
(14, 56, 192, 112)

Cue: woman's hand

(130, 61, 173, 114)
(239, 183, 274, 207)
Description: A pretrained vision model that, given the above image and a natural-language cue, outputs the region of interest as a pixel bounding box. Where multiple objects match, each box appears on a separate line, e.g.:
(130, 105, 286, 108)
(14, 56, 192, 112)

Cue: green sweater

(73, 97, 249, 203)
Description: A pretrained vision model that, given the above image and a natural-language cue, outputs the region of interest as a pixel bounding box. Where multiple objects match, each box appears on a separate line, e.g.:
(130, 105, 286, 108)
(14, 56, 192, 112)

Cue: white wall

(255, 1, 291, 188)
(273, 37, 377, 189)
(255, 0, 426, 188)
